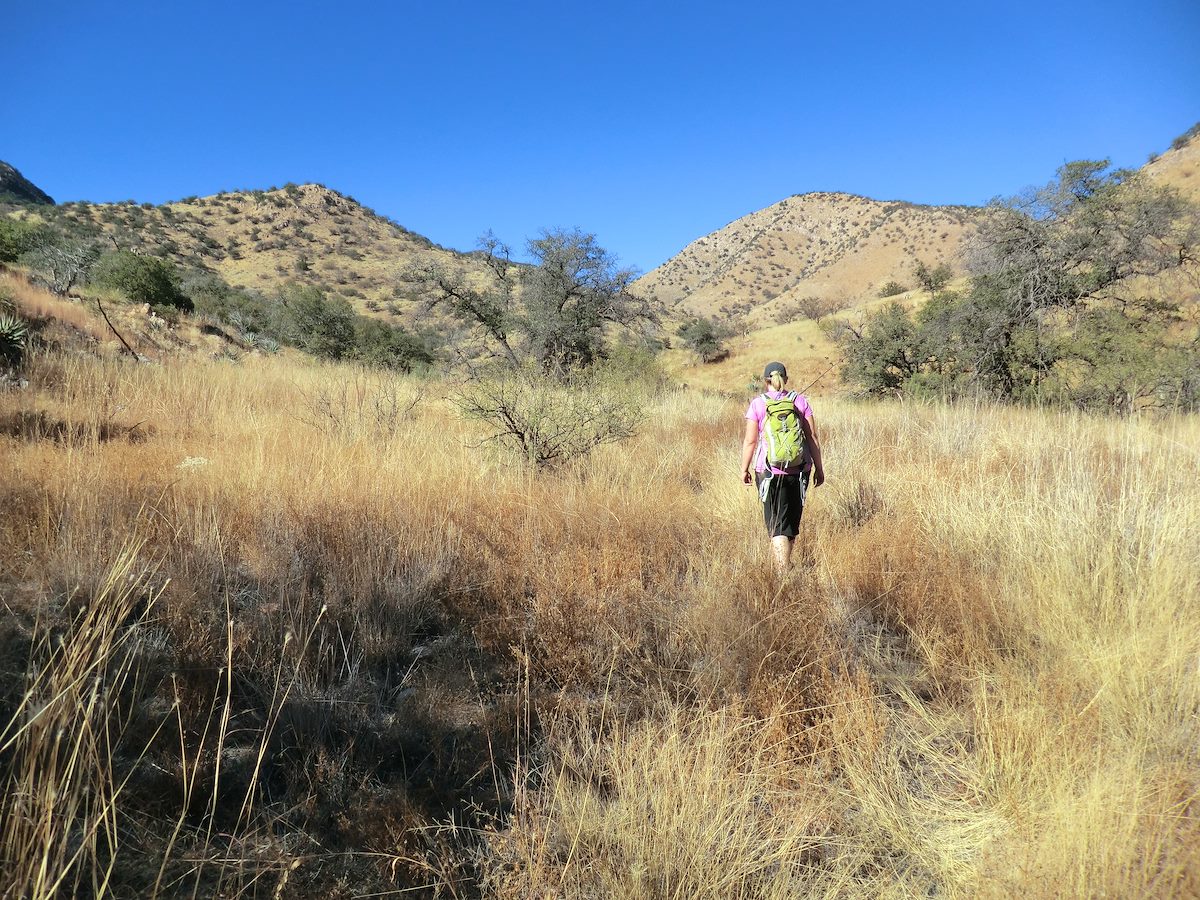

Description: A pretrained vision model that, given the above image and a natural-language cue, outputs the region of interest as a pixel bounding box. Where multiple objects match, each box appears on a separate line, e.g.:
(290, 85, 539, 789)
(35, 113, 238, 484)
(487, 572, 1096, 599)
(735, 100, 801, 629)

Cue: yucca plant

(0, 312, 28, 367)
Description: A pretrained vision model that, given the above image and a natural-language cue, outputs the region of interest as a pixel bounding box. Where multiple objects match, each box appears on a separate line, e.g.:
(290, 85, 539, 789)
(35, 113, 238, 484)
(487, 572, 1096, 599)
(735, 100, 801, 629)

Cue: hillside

(637, 192, 980, 321)
(1146, 125, 1200, 201)
(0, 161, 54, 205)
(658, 130, 1200, 393)
(17, 182, 487, 327)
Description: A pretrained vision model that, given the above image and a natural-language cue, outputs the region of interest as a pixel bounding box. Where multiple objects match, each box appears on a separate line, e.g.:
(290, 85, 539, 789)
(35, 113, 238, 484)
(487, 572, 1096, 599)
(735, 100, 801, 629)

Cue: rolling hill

(8, 181, 489, 330)
(636, 192, 981, 322)
(652, 128, 1200, 392)
(3, 123, 1195, 384)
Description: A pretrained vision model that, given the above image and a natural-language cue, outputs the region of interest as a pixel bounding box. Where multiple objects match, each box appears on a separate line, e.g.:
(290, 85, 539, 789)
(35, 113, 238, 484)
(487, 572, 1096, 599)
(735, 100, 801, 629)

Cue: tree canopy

(406, 228, 658, 374)
(835, 160, 1199, 411)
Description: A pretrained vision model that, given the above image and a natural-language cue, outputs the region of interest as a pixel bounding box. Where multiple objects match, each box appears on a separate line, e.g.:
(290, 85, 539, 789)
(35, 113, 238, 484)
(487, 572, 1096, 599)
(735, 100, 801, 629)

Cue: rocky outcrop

(0, 161, 54, 205)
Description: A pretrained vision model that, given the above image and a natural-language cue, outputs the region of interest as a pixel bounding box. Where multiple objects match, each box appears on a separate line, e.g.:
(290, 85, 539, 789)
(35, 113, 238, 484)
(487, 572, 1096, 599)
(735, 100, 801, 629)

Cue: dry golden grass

(2, 270, 111, 342)
(1, 334, 1197, 897)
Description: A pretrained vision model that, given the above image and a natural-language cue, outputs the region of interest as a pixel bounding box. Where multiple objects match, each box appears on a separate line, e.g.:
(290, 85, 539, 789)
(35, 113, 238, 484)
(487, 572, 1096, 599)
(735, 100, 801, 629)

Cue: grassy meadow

(1, 319, 1198, 897)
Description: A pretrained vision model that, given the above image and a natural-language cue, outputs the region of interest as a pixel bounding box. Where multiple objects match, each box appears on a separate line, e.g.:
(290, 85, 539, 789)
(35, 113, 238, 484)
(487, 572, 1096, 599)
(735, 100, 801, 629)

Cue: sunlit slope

(661, 282, 962, 395)
(1146, 130, 1200, 202)
(26, 183, 488, 321)
(637, 192, 980, 321)
(662, 132, 1200, 393)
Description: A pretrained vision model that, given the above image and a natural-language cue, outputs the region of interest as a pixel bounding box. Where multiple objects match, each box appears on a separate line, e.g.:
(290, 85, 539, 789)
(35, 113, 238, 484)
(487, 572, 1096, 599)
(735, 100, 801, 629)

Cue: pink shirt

(745, 391, 813, 474)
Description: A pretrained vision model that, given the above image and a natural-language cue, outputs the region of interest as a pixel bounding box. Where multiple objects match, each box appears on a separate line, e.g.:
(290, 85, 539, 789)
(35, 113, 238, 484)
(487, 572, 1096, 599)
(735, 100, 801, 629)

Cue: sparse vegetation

(837, 160, 1200, 409)
(1170, 121, 1200, 151)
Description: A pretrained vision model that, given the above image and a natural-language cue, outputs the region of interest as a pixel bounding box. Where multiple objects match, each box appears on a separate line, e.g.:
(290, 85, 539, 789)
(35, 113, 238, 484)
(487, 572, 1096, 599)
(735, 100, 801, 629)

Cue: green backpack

(760, 392, 805, 470)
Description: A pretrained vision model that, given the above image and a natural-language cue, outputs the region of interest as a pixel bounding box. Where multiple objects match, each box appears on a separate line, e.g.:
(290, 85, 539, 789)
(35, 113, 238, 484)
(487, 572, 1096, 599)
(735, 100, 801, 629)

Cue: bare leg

(771, 535, 794, 572)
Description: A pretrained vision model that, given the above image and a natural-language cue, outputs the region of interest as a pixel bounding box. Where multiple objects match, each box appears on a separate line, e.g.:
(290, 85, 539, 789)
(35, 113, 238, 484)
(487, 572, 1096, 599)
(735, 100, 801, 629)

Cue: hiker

(740, 361, 825, 571)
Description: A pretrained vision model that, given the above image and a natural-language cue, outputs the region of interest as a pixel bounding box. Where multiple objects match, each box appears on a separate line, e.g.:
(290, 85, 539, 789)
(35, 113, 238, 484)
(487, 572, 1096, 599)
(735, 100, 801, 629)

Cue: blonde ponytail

(766, 372, 786, 392)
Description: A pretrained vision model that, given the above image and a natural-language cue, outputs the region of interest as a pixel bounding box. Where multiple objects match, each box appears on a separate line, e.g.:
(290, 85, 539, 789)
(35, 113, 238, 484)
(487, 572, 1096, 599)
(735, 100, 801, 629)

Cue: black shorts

(755, 470, 809, 539)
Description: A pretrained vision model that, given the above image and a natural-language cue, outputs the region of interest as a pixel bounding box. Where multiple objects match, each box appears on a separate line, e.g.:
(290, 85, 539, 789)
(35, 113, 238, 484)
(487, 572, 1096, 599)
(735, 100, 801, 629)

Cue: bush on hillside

(353, 317, 433, 373)
(0, 217, 48, 263)
(912, 259, 952, 295)
(22, 241, 100, 295)
(878, 280, 906, 298)
(278, 283, 357, 360)
(1170, 121, 1200, 151)
(791, 295, 848, 321)
(836, 160, 1200, 411)
(182, 273, 271, 335)
(676, 315, 727, 363)
(92, 251, 193, 311)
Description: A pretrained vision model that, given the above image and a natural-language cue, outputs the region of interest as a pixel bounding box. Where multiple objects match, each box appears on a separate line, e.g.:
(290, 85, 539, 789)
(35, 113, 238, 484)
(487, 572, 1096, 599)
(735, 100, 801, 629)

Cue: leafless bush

(296, 369, 420, 439)
(783, 295, 853, 322)
(459, 371, 638, 468)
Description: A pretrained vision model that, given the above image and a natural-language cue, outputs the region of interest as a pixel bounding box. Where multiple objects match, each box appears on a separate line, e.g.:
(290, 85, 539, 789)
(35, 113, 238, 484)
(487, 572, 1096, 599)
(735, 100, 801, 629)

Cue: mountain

(26, 183, 484, 323)
(1145, 126, 1200, 202)
(654, 131, 1200, 392)
(0, 161, 54, 205)
(644, 127, 1200, 326)
(636, 192, 981, 321)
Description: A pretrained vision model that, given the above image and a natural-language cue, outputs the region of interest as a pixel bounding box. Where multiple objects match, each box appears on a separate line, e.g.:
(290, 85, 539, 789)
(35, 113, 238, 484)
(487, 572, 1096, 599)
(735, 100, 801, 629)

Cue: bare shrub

(459, 371, 637, 467)
(295, 368, 420, 439)
(786, 295, 851, 321)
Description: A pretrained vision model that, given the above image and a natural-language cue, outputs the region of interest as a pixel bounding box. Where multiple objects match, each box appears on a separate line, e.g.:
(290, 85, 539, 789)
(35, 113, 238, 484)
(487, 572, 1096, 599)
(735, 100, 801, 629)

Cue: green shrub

(0, 217, 47, 263)
(278, 284, 357, 360)
(878, 280, 906, 298)
(0, 312, 28, 367)
(92, 251, 193, 311)
(676, 315, 727, 363)
(353, 318, 433, 372)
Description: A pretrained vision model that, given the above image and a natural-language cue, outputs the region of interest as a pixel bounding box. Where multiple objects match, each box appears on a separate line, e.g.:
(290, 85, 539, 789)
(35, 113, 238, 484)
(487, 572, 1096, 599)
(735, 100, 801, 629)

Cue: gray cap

(763, 361, 787, 379)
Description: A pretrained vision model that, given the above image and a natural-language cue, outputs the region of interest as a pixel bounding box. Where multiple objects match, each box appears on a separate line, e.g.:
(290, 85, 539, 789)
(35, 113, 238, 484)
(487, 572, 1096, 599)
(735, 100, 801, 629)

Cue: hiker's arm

(803, 414, 825, 487)
(740, 419, 758, 484)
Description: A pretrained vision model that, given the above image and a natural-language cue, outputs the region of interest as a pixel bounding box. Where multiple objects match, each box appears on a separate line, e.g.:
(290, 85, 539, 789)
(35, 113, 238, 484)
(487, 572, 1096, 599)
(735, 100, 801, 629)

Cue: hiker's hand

(741, 469, 752, 485)
(813, 469, 825, 488)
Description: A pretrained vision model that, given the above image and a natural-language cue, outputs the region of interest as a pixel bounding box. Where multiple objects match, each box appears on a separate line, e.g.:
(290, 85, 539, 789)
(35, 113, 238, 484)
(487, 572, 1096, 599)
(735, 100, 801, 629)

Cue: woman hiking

(740, 361, 825, 572)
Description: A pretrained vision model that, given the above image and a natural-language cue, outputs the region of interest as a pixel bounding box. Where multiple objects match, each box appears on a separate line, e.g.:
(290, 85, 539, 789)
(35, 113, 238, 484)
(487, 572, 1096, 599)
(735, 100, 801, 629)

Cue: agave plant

(0, 312, 28, 367)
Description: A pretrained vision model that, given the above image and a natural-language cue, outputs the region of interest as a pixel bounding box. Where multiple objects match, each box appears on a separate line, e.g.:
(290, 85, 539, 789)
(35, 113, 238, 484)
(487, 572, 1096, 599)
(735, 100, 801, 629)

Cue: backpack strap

(753, 394, 769, 473)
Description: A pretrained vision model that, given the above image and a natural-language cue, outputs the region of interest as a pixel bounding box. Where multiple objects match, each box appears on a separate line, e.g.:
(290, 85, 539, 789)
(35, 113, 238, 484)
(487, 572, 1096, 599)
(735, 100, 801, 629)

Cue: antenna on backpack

(799, 360, 836, 394)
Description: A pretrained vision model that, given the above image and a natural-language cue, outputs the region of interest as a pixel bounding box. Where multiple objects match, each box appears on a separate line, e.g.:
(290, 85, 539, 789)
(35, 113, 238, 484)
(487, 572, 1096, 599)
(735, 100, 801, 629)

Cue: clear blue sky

(5, 0, 1198, 272)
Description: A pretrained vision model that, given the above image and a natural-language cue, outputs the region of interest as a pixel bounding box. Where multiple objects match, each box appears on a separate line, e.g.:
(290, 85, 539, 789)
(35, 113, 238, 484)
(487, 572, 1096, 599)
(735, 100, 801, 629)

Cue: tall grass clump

(0, 543, 163, 899)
